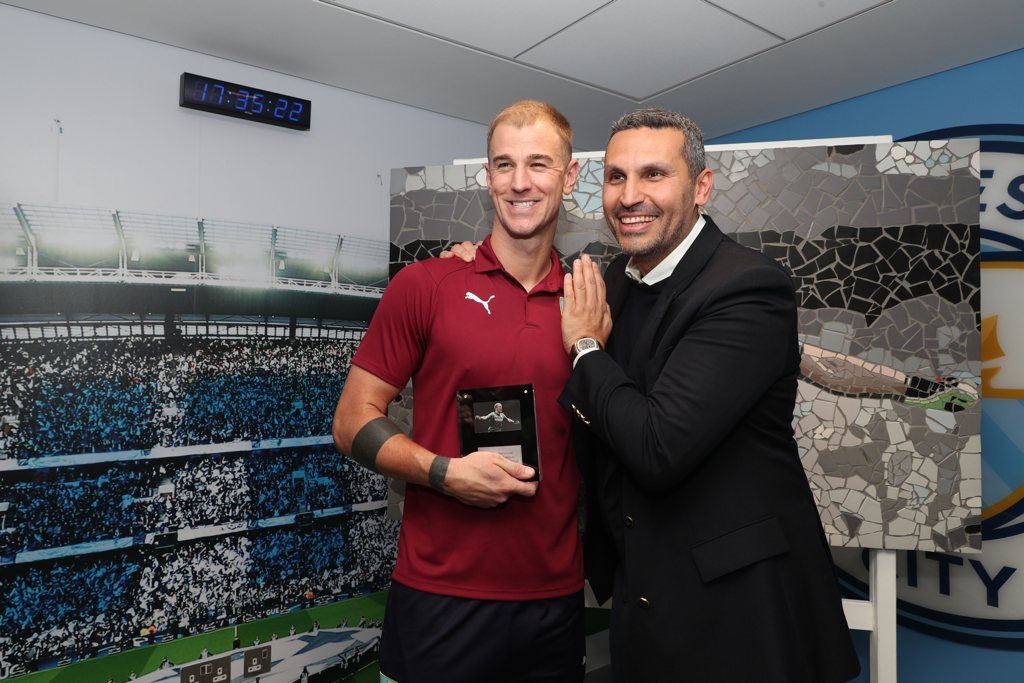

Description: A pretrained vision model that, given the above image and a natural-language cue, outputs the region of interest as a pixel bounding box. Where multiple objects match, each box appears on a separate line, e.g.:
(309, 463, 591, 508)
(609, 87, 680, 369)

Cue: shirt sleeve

(351, 262, 435, 389)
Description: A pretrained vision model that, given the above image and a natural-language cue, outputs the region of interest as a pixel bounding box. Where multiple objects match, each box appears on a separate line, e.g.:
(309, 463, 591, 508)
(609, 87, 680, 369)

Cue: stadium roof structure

(0, 313, 369, 342)
(0, 202, 29, 272)
(119, 210, 203, 274)
(1, 202, 388, 297)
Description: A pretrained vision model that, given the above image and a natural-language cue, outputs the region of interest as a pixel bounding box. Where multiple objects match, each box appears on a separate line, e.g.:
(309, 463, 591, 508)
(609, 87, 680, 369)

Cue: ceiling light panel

(517, 0, 780, 100)
(318, 0, 609, 58)
(710, 0, 890, 40)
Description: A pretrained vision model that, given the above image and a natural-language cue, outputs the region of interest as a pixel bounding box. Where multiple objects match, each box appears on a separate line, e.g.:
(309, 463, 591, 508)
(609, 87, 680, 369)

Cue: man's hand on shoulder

(441, 451, 537, 507)
(439, 240, 480, 262)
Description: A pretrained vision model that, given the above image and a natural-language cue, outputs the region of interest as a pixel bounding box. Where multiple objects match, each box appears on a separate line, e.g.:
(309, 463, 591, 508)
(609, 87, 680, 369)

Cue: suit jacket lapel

(625, 218, 725, 385)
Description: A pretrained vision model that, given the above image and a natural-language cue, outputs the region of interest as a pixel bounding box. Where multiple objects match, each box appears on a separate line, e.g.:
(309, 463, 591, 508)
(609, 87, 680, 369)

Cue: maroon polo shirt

(352, 236, 582, 600)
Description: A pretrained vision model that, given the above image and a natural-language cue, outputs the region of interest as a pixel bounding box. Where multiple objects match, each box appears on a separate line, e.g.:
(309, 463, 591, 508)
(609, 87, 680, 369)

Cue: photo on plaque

(473, 400, 522, 433)
(457, 384, 539, 481)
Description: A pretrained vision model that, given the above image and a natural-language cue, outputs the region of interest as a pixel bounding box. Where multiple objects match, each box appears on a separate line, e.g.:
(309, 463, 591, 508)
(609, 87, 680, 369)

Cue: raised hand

(561, 254, 612, 355)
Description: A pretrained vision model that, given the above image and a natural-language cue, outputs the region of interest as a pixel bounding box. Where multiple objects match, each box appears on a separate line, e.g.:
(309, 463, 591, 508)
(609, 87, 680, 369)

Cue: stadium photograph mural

(0, 203, 395, 681)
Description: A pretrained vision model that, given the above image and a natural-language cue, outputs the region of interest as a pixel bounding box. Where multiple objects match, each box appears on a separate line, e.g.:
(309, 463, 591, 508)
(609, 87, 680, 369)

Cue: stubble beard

(612, 215, 687, 262)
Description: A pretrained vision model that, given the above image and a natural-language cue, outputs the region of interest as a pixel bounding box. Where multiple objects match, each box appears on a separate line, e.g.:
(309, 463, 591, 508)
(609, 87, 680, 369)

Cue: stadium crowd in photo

(0, 331, 398, 677)
(0, 200, 399, 679)
(1, 336, 357, 458)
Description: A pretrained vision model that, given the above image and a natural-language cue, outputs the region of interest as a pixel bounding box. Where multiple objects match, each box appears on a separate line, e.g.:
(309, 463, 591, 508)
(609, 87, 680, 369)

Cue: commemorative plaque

(456, 384, 540, 481)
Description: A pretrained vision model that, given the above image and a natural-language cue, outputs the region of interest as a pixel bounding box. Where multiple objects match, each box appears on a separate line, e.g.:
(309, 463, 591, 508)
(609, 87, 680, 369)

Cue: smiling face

(602, 127, 713, 275)
(486, 120, 579, 244)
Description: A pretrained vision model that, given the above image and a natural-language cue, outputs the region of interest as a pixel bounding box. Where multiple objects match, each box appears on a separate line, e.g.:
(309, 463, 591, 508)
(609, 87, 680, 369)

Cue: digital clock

(179, 73, 311, 131)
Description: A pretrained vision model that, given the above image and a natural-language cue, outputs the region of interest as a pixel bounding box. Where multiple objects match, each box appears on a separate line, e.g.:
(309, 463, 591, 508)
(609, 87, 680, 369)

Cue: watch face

(576, 338, 598, 353)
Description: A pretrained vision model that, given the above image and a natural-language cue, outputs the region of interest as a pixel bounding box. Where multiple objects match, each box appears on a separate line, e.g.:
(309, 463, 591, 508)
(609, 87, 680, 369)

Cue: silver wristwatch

(570, 337, 602, 363)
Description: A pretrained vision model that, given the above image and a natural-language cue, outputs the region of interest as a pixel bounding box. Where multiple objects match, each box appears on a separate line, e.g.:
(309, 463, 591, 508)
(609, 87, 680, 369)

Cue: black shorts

(379, 580, 585, 683)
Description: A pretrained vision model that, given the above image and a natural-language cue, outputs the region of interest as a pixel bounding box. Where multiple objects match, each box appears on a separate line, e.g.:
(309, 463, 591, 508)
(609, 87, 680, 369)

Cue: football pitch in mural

(0, 203, 396, 681)
(390, 139, 982, 555)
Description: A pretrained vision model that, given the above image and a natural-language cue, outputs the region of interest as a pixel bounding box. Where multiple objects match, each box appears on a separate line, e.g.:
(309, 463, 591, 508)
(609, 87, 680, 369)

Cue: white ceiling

(4, 0, 1023, 149)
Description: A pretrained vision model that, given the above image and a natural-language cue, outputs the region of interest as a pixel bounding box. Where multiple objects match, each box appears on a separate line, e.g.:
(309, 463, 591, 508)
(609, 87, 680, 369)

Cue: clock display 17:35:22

(179, 73, 312, 131)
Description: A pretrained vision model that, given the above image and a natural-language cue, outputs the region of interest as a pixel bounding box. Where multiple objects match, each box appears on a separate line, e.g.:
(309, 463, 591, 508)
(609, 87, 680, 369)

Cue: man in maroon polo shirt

(332, 100, 584, 683)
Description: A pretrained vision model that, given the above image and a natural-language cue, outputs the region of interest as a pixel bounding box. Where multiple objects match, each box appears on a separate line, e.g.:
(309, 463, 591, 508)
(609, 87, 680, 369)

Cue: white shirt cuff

(572, 346, 600, 369)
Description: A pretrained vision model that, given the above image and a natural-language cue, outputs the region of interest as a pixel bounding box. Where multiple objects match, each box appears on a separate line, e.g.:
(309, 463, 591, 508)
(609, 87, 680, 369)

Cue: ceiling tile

(6, 0, 1023, 148)
(321, 0, 610, 58)
(710, 0, 889, 39)
(517, 0, 780, 100)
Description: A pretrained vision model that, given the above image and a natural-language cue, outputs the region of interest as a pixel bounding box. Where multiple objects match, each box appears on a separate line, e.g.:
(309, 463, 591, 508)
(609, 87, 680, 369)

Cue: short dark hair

(609, 108, 705, 180)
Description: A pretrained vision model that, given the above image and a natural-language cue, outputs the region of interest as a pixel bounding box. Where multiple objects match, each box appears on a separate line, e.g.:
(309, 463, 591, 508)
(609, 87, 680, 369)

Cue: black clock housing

(180, 73, 311, 131)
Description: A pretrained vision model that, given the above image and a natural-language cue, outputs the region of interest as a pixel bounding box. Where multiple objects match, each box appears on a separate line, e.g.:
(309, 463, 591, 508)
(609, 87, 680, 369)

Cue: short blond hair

(487, 100, 573, 162)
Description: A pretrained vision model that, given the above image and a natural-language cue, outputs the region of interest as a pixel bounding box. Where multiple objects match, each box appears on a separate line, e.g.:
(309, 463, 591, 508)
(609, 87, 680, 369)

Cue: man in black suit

(560, 108, 860, 682)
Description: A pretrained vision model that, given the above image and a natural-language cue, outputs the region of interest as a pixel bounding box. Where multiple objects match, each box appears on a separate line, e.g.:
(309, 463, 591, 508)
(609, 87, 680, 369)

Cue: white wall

(0, 4, 487, 240)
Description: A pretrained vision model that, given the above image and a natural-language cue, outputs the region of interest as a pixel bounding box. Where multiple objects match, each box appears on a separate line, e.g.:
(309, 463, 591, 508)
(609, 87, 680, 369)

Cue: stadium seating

(1, 337, 356, 458)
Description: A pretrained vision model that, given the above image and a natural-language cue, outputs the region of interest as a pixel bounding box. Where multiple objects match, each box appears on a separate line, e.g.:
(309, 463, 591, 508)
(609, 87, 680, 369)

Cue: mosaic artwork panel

(389, 142, 982, 552)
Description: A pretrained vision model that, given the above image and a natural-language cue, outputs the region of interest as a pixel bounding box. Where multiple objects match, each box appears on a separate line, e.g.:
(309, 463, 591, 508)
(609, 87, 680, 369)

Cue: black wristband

(349, 416, 402, 472)
(428, 455, 450, 493)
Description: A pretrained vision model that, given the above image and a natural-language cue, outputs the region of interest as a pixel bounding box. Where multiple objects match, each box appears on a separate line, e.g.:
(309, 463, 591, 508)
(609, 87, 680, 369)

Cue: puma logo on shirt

(465, 291, 495, 315)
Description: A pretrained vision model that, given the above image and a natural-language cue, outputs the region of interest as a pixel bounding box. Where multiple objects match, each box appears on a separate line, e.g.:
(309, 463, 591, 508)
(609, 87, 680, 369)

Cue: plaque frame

(456, 384, 540, 481)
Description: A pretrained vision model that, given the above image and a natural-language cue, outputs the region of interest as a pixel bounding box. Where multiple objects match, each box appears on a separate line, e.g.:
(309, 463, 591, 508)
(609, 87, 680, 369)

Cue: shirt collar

(476, 234, 564, 293)
(625, 215, 706, 286)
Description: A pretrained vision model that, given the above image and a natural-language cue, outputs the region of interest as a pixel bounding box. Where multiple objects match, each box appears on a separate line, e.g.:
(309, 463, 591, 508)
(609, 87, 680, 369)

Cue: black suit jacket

(560, 218, 859, 682)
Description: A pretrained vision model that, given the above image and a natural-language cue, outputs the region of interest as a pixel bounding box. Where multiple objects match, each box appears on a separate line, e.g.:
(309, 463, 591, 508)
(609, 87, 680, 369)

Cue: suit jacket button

(624, 515, 634, 528)
(638, 597, 651, 610)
